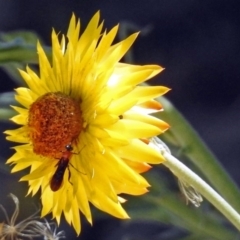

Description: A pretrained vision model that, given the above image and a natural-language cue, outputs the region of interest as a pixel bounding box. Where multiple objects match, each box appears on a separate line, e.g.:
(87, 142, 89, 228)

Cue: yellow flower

(5, 12, 170, 235)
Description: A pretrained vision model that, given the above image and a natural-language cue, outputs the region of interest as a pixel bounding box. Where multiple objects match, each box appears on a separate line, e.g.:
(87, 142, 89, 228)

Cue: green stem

(162, 151, 240, 232)
(155, 96, 240, 212)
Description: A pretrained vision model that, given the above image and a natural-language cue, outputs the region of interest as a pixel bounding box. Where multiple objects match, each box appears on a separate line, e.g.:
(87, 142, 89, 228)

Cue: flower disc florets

(28, 92, 82, 158)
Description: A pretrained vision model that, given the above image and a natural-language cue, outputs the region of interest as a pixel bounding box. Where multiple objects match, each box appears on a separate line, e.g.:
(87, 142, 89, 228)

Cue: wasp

(50, 144, 73, 192)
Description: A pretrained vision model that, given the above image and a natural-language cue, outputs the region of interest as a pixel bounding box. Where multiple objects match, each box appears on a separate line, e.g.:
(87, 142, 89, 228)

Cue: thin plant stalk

(162, 150, 240, 232)
(155, 96, 240, 213)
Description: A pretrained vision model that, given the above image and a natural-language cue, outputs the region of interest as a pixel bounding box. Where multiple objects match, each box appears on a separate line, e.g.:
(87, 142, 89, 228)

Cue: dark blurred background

(0, 0, 240, 239)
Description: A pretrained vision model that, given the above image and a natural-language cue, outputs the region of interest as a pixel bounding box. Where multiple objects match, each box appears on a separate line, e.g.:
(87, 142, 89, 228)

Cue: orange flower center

(28, 92, 83, 158)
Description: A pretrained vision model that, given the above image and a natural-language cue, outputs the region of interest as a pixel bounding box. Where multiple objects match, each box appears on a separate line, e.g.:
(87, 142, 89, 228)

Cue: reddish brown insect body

(50, 144, 73, 192)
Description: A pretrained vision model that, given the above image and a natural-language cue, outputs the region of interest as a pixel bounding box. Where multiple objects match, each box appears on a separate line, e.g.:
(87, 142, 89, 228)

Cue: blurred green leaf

(0, 92, 17, 121)
(0, 30, 51, 64)
(0, 30, 40, 43)
(0, 108, 15, 121)
(0, 37, 37, 63)
(0, 91, 16, 107)
(129, 192, 237, 240)
(178, 234, 210, 240)
(1, 62, 26, 86)
(127, 171, 239, 240)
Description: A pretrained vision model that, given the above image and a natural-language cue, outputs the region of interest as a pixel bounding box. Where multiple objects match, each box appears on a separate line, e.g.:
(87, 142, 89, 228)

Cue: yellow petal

(117, 139, 165, 164)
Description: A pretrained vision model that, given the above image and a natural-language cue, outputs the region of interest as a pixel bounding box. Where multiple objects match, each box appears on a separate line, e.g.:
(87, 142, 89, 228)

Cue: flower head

(0, 193, 41, 239)
(33, 219, 66, 240)
(5, 12, 170, 234)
